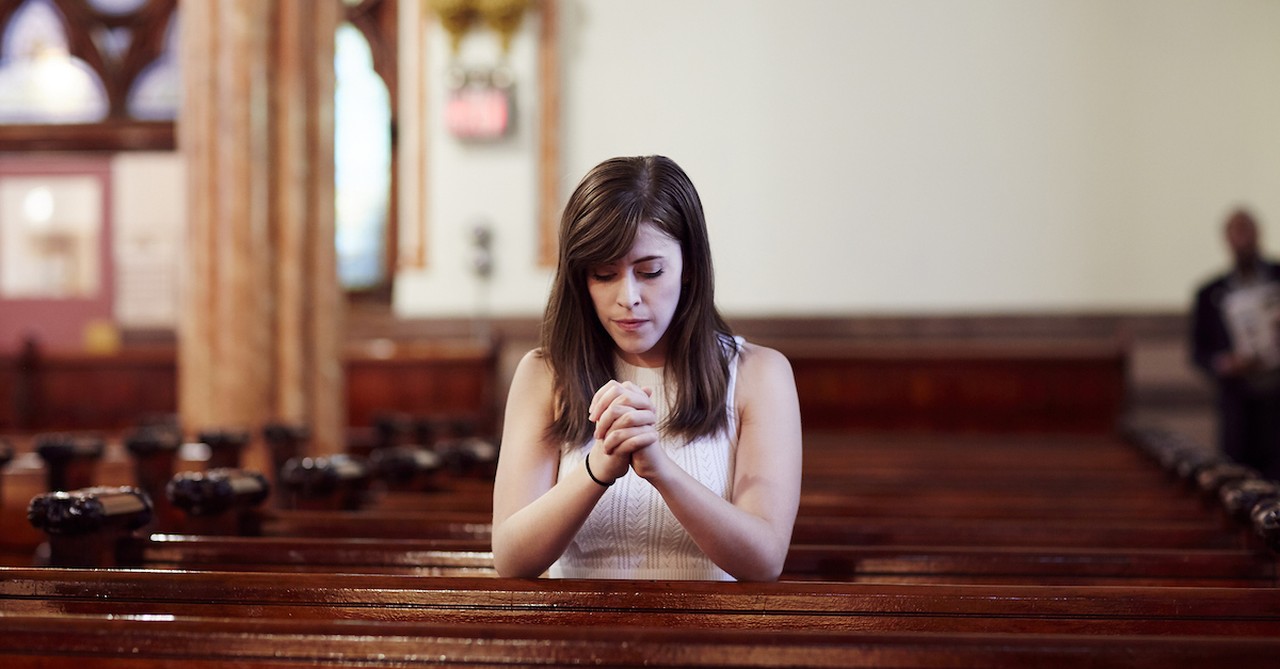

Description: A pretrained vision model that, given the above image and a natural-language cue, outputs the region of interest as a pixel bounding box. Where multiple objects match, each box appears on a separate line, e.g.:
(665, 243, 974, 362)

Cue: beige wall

(395, 0, 1280, 318)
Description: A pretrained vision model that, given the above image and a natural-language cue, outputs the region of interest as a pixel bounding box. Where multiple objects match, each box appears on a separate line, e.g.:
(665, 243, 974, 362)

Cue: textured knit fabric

(548, 336, 744, 580)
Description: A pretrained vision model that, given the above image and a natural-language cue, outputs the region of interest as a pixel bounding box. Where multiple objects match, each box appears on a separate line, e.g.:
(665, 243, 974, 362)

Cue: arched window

(336, 21, 391, 291)
(0, 0, 178, 149)
(337, 0, 397, 296)
(0, 0, 400, 295)
(0, 0, 109, 123)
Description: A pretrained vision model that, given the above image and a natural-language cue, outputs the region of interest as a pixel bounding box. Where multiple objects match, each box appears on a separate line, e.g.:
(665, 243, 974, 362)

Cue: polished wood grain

(3, 568, 1279, 636)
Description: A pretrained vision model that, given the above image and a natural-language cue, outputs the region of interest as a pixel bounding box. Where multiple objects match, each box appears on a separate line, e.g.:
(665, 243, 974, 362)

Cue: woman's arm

(490, 351, 631, 578)
(607, 344, 802, 581)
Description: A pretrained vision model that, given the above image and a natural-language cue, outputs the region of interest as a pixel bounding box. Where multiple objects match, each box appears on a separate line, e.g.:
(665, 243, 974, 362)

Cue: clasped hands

(587, 380, 665, 483)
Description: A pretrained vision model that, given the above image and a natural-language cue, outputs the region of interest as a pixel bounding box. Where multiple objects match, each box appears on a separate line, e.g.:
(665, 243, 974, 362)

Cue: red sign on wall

(446, 84, 512, 140)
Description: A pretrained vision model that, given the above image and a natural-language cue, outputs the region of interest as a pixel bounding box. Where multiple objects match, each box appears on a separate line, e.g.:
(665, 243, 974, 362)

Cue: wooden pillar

(178, 0, 344, 459)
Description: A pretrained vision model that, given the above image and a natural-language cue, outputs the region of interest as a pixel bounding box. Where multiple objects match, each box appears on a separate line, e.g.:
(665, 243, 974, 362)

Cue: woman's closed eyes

(590, 262, 665, 283)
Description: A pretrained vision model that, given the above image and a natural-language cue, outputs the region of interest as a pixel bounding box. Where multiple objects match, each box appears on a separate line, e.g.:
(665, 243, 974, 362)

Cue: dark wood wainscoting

(0, 341, 498, 435)
(783, 340, 1127, 432)
(1, 322, 1129, 436)
(344, 341, 498, 430)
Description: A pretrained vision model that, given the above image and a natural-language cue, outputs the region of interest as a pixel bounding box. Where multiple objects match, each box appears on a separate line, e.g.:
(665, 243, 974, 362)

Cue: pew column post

(34, 434, 104, 492)
(124, 428, 183, 531)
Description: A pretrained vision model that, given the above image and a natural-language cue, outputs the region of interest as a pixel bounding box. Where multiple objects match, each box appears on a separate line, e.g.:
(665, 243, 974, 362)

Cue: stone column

(178, 0, 344, 460)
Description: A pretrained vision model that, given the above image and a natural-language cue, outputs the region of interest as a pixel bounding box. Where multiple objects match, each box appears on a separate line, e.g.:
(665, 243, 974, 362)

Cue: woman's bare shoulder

(737, 341, 794, 377)
(501, 349, 557, 446)
(512, 348, 554, 390)
(734, 341, 798, 414)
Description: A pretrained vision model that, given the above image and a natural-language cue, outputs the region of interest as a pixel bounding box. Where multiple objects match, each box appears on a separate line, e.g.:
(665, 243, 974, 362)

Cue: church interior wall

(394, 0, 1280, 319)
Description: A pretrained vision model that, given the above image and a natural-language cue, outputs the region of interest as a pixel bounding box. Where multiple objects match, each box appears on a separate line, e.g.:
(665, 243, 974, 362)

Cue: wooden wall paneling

(0, 334, 1127, 436)
(0, 345, 497, 436)
(788, 341, 1127, 433)
(32, 350, 176, 430)
(344, 341, 498, 432)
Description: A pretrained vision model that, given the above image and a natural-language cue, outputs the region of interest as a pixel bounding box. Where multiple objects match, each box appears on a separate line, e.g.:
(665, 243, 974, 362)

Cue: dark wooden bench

(8, 421, 1279, 666)
(3, 568, 1280, 637)
(0, 611, 1276, 668)
(19, 414, 1279, 583)
(0, 340, 499, 434)
(122, 538, 1280, 585)
(22, 486, 1275, 585)
(10, 425, 1275, 562)
(782, 338, 1127, 432)
(150, 504, 1238, 551)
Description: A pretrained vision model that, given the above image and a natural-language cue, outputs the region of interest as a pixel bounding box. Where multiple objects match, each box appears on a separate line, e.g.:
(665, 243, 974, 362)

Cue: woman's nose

(617, 273, 640, 306)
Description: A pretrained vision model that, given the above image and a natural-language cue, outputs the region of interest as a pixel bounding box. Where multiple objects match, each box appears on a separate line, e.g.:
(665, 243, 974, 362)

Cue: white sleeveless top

(549, 337, 744, 581)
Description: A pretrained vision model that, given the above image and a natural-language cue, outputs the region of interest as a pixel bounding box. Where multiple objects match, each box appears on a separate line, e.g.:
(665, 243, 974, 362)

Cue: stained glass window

(85, 0, 148, 14)
(1, 0, 396, 293)
(0, 0, 109, 123)
(126, 12, 179, 120)
(335, 21, 391, 290)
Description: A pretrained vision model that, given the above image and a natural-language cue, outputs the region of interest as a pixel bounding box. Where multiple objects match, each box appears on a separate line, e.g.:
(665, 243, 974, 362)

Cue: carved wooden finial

(1250, 499, 1280, 553)
(1194, 461, 1261, 498)
(1220, 478, 1280, 523)
(279, 455, 370, 510)
(370, 445, 443, 491)
(28, 486, 153, 536)
(435, 436, 498, 478)
(123, 427, 183, 457)
(166, 468, 271, 518)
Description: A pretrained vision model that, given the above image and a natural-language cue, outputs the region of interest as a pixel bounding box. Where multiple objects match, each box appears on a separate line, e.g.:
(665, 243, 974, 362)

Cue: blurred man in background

(1191, 209, 1280, 479)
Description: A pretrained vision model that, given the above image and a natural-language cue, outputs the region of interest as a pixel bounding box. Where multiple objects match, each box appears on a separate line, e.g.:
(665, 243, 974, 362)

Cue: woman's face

(587, 222, 684, 368)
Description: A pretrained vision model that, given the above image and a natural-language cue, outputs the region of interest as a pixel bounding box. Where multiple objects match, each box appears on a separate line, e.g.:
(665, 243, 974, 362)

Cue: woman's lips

(614, 319, 647, 331)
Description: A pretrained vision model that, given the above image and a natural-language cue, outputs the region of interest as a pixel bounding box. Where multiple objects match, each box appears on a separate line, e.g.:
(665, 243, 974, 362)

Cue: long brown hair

(542, 155, 734, 447)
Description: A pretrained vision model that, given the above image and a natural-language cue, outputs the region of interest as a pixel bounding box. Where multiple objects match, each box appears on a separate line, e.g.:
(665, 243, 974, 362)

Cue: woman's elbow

(492, 549, 542, 578)
(493, 560, 542, 579)
(491, 534, 550, 579)
(733, 563, 784, 582)
(728, 544, 789, 582)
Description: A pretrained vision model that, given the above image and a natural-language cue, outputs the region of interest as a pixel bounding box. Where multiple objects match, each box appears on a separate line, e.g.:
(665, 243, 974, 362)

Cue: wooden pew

(9, 425, 1272, 552)
(0, 331, 1123, 436)
(24, 532, 1280, 586)
(8, 423, 1280, 666)
(3, 568, 1280, 637)
(0, 339, 499, 434)
(8, 332, 1259, 667)
(17, 419, 1277, 585)
(3, 612, 1276, 669)
(780, 338, 1127, 433)
(84, 425, 1232, 553)
(151, 503, 1236, 551)
(23, 485, 1276, 585)
(791, 516, 1241, 549)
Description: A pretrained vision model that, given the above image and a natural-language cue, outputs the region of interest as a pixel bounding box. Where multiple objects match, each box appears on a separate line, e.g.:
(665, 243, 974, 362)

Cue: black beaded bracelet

(585, 452, 613, 488)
